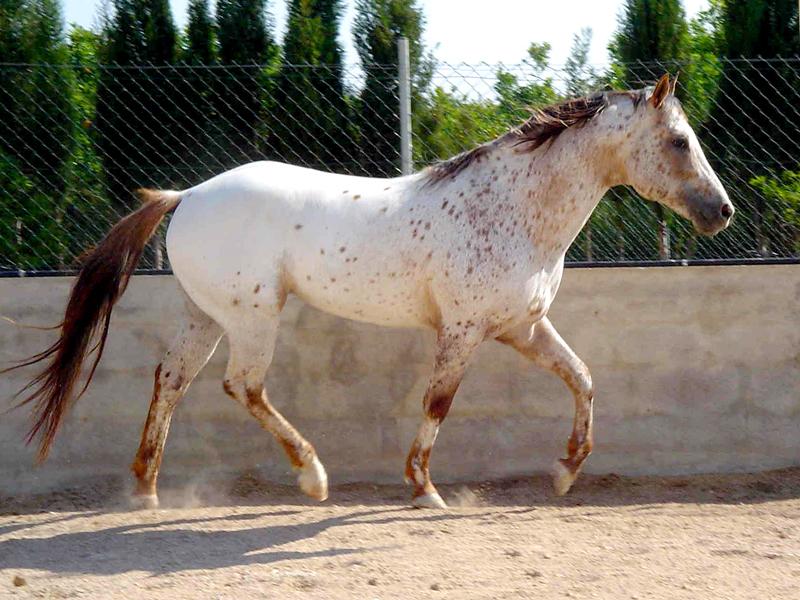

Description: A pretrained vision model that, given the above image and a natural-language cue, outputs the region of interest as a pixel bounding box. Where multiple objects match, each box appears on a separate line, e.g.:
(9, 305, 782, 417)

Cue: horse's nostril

(720, 203, 733, 219)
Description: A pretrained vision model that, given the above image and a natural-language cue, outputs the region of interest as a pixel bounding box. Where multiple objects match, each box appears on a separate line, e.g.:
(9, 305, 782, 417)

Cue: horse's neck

(505, 126, 619, 259)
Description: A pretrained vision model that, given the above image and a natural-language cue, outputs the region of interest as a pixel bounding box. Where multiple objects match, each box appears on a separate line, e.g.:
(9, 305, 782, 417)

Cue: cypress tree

(353, 0, 428, 176)
(216, 0, 275, 64)
(611, 0, 689, 85)
(184, 0, 215, 65)
(0, 0, 74, 180)
(271, 0, 351, 170)
(0, 0, 76, 269)
(708, 0, 800, 257)
(176, 0, 218, 181)
(94, 0, 180, 267)
(564, 28, 596, 98)
(215, 0, 277, 158)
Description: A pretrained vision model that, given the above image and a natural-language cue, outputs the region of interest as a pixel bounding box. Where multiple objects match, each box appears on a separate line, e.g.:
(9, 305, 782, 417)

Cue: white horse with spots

(10, 74, 733, 508)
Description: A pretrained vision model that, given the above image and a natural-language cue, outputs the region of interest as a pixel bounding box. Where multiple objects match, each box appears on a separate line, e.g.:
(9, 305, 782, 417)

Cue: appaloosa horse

(9, 74, 733, 508)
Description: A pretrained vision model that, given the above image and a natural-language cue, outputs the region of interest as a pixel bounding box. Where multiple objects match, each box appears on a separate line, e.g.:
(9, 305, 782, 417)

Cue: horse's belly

(291, 274, 431, 329)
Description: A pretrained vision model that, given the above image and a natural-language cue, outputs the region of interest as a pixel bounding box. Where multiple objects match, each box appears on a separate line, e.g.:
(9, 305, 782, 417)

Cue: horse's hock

(0, 265, 797, 493)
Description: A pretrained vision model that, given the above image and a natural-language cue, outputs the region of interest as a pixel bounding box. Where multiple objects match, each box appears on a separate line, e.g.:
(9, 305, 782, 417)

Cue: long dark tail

(3, 189, 182, 461)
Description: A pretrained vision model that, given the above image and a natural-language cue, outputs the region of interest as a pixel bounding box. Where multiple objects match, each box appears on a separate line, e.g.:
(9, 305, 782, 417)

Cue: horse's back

(164, 161, 427, 328)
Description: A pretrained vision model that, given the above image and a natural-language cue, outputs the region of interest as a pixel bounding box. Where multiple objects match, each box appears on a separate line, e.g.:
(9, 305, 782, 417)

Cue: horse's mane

(425, 89, 646, 185)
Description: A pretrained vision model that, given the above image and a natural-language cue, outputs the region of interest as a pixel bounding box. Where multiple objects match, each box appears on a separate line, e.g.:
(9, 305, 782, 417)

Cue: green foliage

(95, 0, 182, 214)
(496, 43, 558, 123)
(564, 28, 597, 98)
(611, 0, 689, 74)
(415, 42, 556, 167)
(708, 0, 800, 257)
(1, 0, 798, 269)
(62, 26, 114, 263)
(679, 3, 723, 126)
(214, 0, 278, 158)
(750, 170, 800, 253)
(414, 88, 507, 166)
(0, 0, 80, 269)
(353, 0, 430, 175)
(721, 0, 799, 58)
(270, 0, 353, 170)
(183, 0, 215, 65)
(216, 0, 276, 64)
(0, 0, 75, 179)
(0, 151, 68, 269)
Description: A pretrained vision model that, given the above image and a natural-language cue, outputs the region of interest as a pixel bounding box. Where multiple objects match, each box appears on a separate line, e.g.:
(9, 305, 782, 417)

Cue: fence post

(397, 36, 413, 176)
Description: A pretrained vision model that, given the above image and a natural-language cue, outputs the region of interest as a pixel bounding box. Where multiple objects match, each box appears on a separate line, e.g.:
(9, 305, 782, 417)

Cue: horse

(7, 74, 733, 509)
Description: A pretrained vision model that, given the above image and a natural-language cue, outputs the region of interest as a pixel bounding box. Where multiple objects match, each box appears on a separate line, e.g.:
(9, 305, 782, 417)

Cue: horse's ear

(650, 73, 671, 109)
(670, 71, 680, 95)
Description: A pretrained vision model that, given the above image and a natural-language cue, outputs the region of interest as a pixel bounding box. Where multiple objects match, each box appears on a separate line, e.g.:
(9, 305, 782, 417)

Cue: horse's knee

(160, 366, 186, 394)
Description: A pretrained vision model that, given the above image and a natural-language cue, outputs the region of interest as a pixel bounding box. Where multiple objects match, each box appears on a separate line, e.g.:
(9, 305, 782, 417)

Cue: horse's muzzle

(688, 193, 735, 236)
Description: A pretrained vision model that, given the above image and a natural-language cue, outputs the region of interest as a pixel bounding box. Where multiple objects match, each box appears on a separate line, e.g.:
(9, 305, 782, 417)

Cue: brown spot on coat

(427, 391, 456, 422)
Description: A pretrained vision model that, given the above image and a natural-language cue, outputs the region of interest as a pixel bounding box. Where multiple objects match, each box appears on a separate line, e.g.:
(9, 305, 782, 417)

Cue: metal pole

(397, 36, 413, 176)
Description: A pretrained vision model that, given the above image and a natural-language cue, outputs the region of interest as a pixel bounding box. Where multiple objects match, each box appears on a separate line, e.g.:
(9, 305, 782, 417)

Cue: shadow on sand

(0, 507, 482, 576)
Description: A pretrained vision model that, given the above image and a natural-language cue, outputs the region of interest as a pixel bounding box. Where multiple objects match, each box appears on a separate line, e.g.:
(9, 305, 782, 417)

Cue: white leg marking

(412, 490, 447, 509)
(298, 454, 329, 502)
(552, 460, 577, 496)
(129, 493, 160, 510)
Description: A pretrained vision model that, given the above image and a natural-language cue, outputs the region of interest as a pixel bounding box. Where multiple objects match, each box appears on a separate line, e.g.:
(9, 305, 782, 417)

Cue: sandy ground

(1, 468, 799, 599)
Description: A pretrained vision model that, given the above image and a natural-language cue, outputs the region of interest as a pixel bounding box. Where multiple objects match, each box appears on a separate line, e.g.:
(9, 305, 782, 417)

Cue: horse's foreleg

(405, 325, 484, 508)
(131, 308, 222, 508)
(497, 317, 593, 496)
(223, 321, 328, 502)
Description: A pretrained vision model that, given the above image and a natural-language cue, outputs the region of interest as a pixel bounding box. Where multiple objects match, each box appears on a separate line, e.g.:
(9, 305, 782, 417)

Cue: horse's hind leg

(131, 301, 223, 508)
(497, 317, 593, 496)
(223, 320, 328, 501)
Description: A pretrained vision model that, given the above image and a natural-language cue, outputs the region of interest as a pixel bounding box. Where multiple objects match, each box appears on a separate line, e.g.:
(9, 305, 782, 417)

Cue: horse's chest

(495, 261, 565, 324)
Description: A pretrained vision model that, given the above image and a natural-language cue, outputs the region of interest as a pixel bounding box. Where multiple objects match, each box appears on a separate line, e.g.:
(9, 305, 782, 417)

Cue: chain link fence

(1, 57, 798, 273)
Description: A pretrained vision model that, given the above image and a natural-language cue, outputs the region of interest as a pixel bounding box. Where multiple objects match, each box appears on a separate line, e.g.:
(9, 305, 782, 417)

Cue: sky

(62, 0, 710, 68)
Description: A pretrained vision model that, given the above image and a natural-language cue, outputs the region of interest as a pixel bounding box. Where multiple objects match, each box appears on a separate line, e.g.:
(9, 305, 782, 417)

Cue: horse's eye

(671, 136, 689, 151)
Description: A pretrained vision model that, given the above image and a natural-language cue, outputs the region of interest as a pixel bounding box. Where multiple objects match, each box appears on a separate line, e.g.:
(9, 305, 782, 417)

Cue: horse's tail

(4, 188, 182, 462)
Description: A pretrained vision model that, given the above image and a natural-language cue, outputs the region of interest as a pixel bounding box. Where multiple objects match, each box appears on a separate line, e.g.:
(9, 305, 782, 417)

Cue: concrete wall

(0, 266, 798, 494)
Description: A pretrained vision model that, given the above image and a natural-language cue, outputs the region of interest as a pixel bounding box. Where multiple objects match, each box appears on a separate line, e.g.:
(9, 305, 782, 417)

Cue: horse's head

(616, 74, 734, 236)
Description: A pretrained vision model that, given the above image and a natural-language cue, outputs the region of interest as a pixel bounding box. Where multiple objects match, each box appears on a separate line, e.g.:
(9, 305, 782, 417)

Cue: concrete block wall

(0, 265, 797, 493)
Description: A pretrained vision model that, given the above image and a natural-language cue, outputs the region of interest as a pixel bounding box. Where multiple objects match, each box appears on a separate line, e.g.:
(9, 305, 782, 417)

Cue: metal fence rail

(0, 57, 797, 273)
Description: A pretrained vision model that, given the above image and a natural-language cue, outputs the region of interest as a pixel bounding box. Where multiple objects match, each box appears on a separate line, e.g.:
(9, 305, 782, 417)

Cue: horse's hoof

(298, 456, 328, 501)
(412, 491, 447, 509)
(552, 459, 577, 496)
(130, 493, 160, 510)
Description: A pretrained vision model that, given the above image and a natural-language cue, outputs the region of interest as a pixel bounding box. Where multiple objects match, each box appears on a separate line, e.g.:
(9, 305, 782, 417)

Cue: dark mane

(424, 89, 646, 185)
(502, 92, 609, 151)
(424, 142, 495, 184)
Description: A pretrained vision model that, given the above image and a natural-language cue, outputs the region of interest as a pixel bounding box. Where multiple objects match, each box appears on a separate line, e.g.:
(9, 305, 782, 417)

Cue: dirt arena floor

(1, 468, 799, 599)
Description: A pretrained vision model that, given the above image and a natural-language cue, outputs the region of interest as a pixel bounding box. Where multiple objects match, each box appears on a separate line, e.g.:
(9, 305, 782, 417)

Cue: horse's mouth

(688, 201, 733, 237)
(693, 219, 728, 236)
